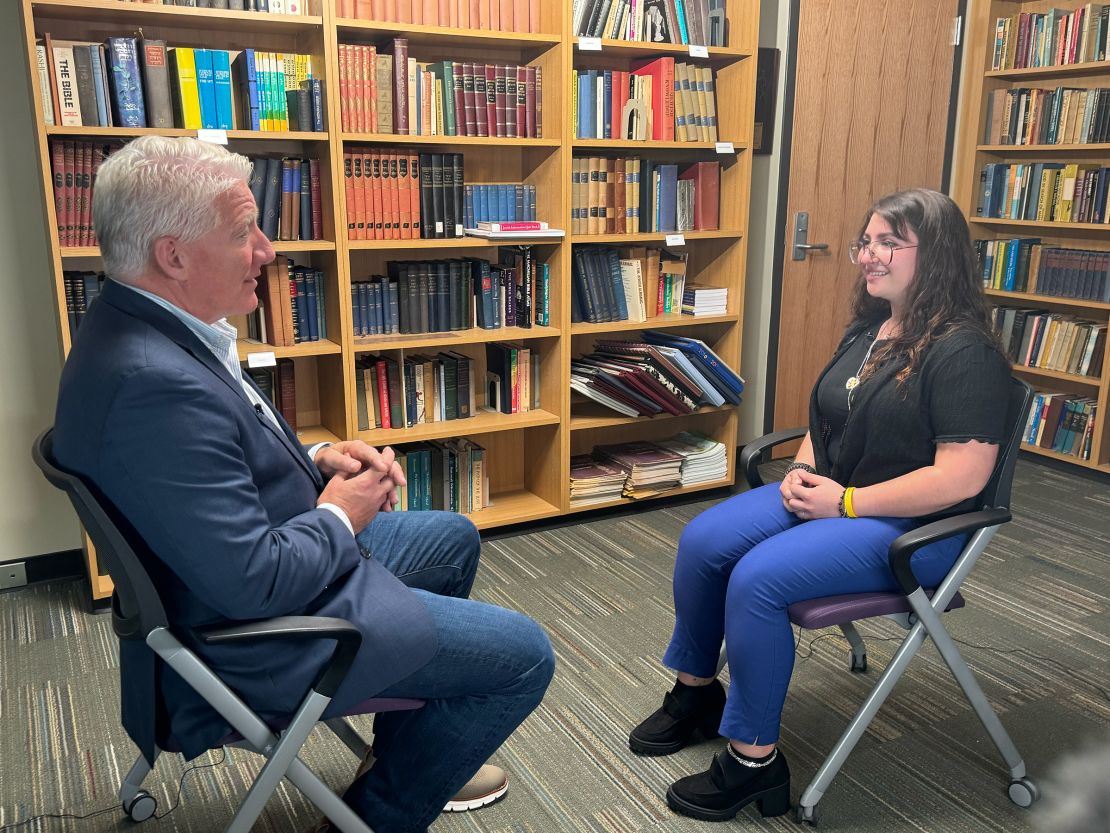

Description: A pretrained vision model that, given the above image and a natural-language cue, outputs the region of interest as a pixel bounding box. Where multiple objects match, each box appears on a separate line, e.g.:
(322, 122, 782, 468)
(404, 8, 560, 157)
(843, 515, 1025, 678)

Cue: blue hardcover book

(603, 70, 612, 138)
(464, 185, 474, 229)
(585, 70, 598, 138)
(514, 185, 524, 221)
(1003, 239, 1020, 291)
(658, 164, 678, 232)
(193, 49, 218, 129)
(88, 46, 110, 127)
(642, 330, 745, 401)
(577, 72, 590, 138)
(105, 37, 147, 127)
(527, 184, 536, 221)
(540, 262, 549, 326)
(292, 269, 307, 342)
(303, 270, 319, 341)
(237, 49, 261, 131)
(478, 185, 489, 223)
(673, 0, 691, 43)
(211, 49, 234, 129)
(501, 184, 513, 222)
(299, 160, 312, 241)
(386, 278, 399, 335)
(310, 78, 324, 131)
(604, 248, 629, 320)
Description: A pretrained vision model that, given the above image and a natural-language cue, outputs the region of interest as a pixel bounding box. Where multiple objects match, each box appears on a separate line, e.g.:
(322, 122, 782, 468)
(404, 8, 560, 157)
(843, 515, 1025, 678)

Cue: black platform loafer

(629, 679, 727, 756)
(666, 746, 791, 822)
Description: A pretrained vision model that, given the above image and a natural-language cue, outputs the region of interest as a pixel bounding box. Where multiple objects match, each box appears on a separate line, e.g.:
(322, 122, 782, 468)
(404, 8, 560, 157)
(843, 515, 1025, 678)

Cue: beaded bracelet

(784, 462, 817, 477)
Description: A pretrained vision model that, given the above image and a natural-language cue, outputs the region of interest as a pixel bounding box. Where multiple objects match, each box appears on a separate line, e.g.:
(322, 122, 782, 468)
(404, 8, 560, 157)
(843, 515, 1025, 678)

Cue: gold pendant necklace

(845, 320, 891, 400)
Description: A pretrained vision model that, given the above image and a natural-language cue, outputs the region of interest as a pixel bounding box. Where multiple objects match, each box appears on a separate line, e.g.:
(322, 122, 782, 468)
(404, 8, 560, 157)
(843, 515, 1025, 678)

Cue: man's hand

(317, 440, 407, 496)
(781, 470, 844, 520)
(318, 447, 398, 532)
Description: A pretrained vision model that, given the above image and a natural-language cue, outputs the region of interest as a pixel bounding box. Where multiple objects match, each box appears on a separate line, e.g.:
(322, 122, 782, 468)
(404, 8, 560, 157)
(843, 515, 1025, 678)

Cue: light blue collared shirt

(116, 281, 354, 535)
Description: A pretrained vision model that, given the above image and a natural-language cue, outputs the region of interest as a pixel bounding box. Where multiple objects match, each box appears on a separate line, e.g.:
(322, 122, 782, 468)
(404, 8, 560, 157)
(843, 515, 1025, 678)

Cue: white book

(51, 44, 82, 126)
(36, 45, 54, 126)
(619, 258, 647, 322)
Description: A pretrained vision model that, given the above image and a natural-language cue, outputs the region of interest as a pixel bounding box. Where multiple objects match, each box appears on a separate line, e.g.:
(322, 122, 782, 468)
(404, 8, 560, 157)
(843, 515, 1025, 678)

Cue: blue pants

(662, 483, 966, 746)
(333, 511, 555, 833)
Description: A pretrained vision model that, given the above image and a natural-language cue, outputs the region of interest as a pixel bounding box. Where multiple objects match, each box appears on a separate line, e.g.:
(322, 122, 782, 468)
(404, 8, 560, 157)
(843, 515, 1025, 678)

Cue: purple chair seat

(788, 590, 966, 631)
(160, 697, 425, 753)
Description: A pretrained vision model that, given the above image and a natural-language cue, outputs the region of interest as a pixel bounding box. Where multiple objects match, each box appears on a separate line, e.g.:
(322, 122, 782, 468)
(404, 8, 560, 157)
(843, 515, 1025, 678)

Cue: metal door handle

(792, 212, 830, 260)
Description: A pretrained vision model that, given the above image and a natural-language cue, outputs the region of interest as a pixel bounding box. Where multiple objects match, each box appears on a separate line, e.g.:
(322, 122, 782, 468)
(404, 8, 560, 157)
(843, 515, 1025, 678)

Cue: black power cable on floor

(0, 748, 227, 833)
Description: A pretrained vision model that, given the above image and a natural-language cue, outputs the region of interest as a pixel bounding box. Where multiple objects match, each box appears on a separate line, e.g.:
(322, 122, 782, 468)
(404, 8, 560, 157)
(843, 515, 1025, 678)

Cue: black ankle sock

(673, 679, 716, 695)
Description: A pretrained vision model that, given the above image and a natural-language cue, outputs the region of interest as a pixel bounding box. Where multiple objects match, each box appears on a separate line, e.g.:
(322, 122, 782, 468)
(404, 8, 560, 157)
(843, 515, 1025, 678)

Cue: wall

(0, 2, 81, 560)
(739, 0, 790, 442)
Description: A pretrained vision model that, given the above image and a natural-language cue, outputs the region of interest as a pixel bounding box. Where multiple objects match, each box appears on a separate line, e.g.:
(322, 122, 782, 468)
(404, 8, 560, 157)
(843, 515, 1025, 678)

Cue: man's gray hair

(93, 136, 252, 283)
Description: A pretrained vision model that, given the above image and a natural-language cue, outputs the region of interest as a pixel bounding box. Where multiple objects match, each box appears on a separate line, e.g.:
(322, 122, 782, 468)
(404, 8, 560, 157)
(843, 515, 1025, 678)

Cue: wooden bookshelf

(953, 0, 1110, 472)
(19, 0, 758, 603)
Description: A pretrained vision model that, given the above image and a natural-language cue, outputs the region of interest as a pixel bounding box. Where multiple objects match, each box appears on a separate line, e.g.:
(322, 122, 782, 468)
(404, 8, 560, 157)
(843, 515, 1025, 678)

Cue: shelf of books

(20, 0, 756, 603)
(954, 0, 1110, 473)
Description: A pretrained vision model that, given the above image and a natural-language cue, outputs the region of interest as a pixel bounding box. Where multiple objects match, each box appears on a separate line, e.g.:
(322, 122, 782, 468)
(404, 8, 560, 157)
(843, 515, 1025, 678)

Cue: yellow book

(1056, 162, 1079, 222)
(170, 47, 202, 130)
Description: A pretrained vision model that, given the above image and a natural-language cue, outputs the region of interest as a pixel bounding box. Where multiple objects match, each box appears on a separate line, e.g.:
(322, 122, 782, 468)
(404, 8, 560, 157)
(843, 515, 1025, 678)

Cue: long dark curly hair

(852, 188, 1006, 384)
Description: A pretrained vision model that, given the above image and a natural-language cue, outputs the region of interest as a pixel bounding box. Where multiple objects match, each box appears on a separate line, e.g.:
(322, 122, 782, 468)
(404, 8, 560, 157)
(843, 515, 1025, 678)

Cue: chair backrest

(31, 427, 168, 639)
(978, 377, 1034, 510)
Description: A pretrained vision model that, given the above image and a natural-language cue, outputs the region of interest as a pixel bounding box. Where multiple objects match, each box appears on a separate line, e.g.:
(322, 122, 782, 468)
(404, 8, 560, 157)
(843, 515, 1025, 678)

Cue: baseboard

(0, 549, 84, 586)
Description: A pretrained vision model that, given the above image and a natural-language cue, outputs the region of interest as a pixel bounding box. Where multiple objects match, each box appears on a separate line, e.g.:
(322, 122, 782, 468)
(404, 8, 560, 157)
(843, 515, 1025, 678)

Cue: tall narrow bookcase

(953, 0, 1110, 474)
(19, 0, 758, 605)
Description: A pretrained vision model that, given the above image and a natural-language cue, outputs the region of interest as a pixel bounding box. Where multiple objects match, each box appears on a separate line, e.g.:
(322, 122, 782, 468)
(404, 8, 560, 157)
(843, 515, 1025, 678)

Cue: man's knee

(506, 612, 556, 695)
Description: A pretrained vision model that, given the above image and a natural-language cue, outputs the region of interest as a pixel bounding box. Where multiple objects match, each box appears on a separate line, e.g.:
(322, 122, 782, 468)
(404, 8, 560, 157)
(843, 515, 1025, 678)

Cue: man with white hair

(52, 135, 554, 833)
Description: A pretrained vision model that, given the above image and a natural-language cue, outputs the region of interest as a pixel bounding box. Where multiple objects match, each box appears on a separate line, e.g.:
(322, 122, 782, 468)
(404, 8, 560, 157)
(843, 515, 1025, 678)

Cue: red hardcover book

(343, 152, 355, 239)
(388, 151, 401, 240)
(515, 65, 527, 138)
(375, 360, 392, 429)
(43, 33, 62, 126)
(499, 0, 513, 30)
(452, 62, 465, 136)
(512, 0, 527, 32)
(528, 0, 538, 31)
(461, 62, 476, 137)
(408, 151, 420, 238)
(63, 140, 75, 248)
(338, 45, 351, 132)
(78, 141, 92, 247)
(484, 64, 497, 136)
(364, 45, 378, 134)
(489, 0, 500, 29)
(631, 57, 675, 141)
(398, 153, 411, 239)
(309, 158, 323, 240)
(494, 65, 508, 138)
(535, 65, 542, 137)
(459, 0, 470, 27)
(678, 161, 719, 231)
(370, 150, 385, 240)
(478, 0, 490, 29)
(386, 38, 409, 135)
(448, 0, 458, 26)
(438, 0, 450, 26)
(469, 0, 481, 28)
(524, 65, 537, 138)
(50, 141, 65, 246)
(396, 0, 410, 22)
(411, 0, 422, 23)
(352, 151, 367, 240)
(383, 0, 396, 20)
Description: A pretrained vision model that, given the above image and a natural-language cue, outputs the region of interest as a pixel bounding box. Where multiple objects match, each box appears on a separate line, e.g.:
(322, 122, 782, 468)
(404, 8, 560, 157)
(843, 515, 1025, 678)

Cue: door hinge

(951, 15, 962, 47)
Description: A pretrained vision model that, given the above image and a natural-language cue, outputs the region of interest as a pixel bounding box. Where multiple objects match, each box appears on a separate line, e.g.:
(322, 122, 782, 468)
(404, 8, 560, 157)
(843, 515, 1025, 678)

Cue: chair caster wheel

(123, 791, 157, 823)
(1008, 777, 1040, 808)
(849, 653, 868, 673)
(797, 804, 817, 825)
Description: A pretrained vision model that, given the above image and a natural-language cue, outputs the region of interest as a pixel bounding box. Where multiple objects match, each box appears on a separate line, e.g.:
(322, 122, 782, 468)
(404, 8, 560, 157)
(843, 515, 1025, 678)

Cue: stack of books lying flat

(569, 455, 628, 506)
(595, 441, 685, 498)
(681, 283, 728, 317)
(657, 432, 728, 486)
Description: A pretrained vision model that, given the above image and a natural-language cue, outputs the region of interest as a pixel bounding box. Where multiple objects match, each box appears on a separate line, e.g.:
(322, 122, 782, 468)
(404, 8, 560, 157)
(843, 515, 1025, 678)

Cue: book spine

(106, 37, 147, 127)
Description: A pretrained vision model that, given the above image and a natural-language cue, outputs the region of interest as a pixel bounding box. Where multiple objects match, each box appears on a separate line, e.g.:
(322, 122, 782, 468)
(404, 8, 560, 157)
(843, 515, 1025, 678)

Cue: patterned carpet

(1, 457, 1108, 833)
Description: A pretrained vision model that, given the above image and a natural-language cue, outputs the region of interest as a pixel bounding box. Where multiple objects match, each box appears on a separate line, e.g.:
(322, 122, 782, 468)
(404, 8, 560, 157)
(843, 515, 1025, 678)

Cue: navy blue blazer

(53, 279, 437, 762)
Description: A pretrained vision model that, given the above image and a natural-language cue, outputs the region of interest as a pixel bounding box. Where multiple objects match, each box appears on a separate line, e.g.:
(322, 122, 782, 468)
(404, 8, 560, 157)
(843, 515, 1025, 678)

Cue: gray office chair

(32, 427, 423, 833)
(735, 377, 1039, 825)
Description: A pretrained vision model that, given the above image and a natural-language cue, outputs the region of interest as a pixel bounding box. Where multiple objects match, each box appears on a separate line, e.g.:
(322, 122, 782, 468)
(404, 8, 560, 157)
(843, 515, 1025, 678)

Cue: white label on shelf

(455, 224, 464, 237)
(435, 221, 444, 234)
(578, 36, 602, 51)
(247, 351, 277, 368)
(688, 44, 709, 58)
(665, 233, 686, 247)
(197, 129, 228, 145)
(715, 141, 735, 154)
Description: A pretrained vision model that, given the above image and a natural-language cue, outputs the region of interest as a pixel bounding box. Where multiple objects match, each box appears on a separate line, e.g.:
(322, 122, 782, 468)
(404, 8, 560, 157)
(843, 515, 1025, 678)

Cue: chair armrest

(197, 616, 362, 699)
(888, 507, 1011, 596)
(739, 427, 808, 489)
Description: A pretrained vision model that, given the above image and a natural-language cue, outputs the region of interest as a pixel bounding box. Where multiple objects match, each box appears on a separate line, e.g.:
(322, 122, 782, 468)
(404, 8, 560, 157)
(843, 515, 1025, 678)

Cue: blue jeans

(663, 483, 966, 746)
(334, 510, 555, 833)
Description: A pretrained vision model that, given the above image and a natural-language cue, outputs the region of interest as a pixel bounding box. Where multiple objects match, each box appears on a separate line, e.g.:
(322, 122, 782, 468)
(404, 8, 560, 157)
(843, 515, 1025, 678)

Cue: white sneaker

(443, 764, 509, 812)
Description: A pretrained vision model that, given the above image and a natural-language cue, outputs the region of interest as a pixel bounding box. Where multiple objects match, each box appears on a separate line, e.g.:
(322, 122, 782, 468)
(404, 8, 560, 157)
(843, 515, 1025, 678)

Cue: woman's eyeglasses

(847, 241, 918, 265)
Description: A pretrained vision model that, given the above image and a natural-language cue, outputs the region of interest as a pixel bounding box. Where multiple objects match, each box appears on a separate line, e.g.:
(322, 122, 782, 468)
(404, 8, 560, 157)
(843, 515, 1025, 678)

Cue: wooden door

(772, 0, 960, 431)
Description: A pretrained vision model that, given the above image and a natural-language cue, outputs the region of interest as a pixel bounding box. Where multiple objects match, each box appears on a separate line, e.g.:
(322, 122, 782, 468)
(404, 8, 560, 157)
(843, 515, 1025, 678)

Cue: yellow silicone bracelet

(844, 487, 858, 518)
